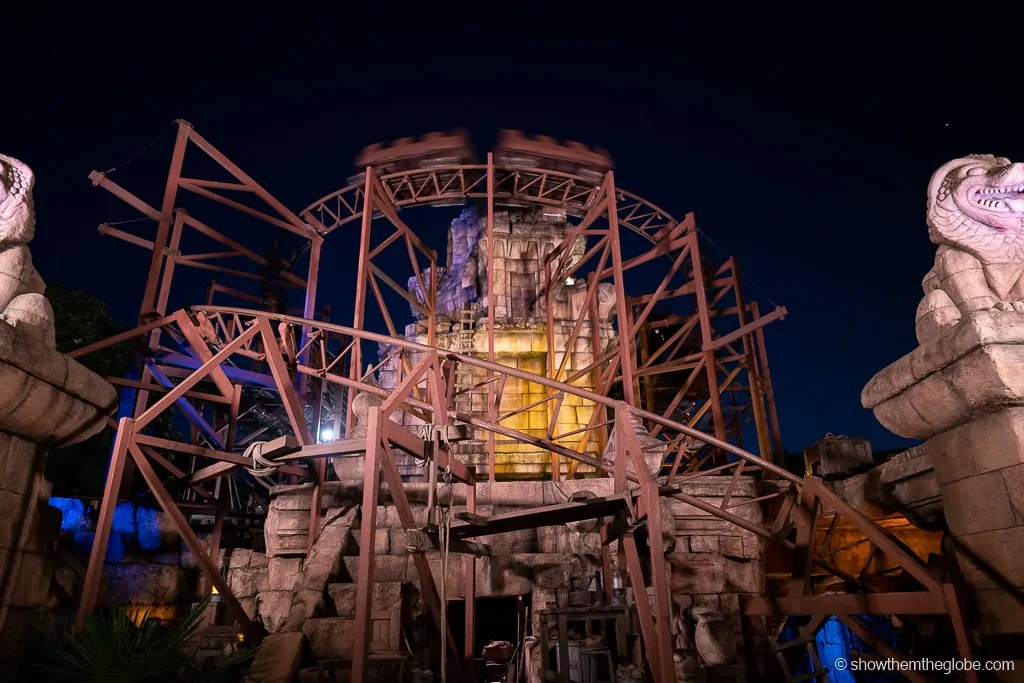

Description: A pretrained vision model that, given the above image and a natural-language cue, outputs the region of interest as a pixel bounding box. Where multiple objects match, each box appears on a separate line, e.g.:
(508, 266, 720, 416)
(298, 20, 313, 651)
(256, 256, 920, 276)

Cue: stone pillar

(863, 311, 1024, 664)
(0, 320, 115, 662)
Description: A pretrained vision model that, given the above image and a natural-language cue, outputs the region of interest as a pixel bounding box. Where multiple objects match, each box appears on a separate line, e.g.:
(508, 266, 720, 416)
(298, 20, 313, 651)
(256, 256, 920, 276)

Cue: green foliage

(21, 596, 254, 683)
(49, 283, 135, 379)
(45, 284, 133, 496)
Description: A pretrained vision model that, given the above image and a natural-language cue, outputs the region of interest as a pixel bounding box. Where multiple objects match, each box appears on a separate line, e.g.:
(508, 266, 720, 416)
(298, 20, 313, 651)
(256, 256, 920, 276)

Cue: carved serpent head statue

(928, 154, 1024, 263)
(0, 154, 35, 245)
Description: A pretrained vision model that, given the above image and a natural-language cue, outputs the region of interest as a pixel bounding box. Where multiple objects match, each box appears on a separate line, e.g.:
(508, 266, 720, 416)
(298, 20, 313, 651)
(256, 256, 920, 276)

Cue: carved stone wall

(261, 477, 766, 671)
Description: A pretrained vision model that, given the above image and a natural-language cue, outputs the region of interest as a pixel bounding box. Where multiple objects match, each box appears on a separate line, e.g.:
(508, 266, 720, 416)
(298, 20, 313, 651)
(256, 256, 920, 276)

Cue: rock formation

(408, 207, 481, 318)
(0, 155, 54, 347)
(916, 154, 1024, 343)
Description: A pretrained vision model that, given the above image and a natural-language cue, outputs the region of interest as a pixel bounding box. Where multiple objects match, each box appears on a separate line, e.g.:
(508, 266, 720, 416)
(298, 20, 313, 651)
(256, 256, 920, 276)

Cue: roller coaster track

(301, 164, 679, 243)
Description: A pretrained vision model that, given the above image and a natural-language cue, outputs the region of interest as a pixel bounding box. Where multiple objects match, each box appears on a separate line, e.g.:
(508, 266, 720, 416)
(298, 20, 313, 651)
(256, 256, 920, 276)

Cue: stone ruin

(254, 474, 769, 681)
(384, 206, 618, 479)
(240, 204, 774, 681)
(862, 154, 1024, 675)
(0, 154, 115, 662)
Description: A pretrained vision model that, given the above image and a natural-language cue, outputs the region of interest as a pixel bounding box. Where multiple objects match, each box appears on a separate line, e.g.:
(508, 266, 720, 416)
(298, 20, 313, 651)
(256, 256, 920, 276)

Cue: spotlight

(319, 427, 334, 443)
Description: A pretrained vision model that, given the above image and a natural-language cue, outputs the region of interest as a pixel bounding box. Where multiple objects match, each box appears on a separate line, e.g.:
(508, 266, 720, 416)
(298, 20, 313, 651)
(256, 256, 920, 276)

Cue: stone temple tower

(377, 205, 617, 479)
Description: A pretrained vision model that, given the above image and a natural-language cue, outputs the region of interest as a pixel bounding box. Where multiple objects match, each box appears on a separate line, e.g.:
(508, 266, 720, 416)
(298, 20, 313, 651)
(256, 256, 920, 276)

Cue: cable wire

(100, 121, 176, 174)
(696, 228, 781, 309)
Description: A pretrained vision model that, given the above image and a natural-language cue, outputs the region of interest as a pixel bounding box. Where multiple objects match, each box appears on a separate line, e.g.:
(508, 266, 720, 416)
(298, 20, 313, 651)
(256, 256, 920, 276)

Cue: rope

(435, 423, 453, 683)
(243, 440, 282, 478)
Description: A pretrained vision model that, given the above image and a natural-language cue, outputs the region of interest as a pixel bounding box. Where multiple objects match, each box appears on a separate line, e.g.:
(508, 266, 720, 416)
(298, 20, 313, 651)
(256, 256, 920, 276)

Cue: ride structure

(70, 121, 975, 683)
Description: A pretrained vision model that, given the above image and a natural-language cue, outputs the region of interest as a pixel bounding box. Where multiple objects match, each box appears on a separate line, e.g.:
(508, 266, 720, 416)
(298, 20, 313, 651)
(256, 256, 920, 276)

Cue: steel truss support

(77, 125, 965, 680)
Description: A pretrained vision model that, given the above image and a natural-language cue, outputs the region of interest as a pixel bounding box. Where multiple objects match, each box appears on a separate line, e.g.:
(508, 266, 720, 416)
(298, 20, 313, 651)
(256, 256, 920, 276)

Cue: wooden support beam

(172, 310, 235, 399)
(76, 417, 134, 629)
(352, 408, 383, 683)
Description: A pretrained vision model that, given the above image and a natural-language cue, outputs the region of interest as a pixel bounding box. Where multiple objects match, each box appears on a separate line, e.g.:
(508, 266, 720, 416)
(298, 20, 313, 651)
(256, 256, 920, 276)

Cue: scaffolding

(69, 121, 976, 683)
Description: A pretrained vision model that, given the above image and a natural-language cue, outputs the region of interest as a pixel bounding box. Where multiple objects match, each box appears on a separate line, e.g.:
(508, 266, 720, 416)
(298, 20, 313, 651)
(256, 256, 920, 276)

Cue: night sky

(4, 5, 1022, 453)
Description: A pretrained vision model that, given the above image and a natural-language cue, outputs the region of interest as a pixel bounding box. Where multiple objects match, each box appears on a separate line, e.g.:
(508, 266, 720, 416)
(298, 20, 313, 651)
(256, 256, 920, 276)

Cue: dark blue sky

(4, 4, 1022, 452)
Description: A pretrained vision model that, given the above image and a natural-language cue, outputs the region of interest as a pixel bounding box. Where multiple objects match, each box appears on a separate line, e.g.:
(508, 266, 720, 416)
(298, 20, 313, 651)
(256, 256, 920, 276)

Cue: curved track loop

(301, 164, 680, 243)
(193, 305, 800, 485)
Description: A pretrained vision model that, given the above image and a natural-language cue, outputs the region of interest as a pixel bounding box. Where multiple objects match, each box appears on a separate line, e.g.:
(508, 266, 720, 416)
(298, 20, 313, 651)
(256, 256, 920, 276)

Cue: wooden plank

(448, 491, 673, 540)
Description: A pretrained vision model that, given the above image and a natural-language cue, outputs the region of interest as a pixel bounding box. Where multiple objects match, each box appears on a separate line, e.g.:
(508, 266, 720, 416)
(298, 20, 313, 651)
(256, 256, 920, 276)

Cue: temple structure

(379, 205, 616, 478)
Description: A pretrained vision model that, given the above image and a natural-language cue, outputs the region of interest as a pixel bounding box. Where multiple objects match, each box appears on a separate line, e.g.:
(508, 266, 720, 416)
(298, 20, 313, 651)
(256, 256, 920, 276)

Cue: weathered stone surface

(719, 535, 743, 558)
(352, 527, 390, 555)
(268, 557, 302, 592)
(247, 632, 306, 683)
(974, 587, 1024, 635)
(689, 535, 719, 554)
(864, 311, 1024, 439)
(537, 526, 601, 555)
(283, 589, 324, 632)
(600, 415, 670, 477)
(940, 472, 1016, 537)
(1002, 462, 1024, 524)
(256, 591, 293, 634)
(302, 617, 355, 659)
(0, 320, 115, 445)
(228, 548, 254, 568)
(0, 490, 28, 549)
(804, 436, 873, 477)
(0, 158, 121, 665)
(181, 535, 221, 571)
(5, 551, 51, 607)
(666, 552, 762, 595)
(327, 583, 356, 617)
(278, 507, 356, 632)
(955, 526, 1024, 590)
(296, 510, 353, 591)
(228, 567, 270, 599)
(0, 437, 36, 497)
(103, 564, 184, 604)
(342, 555, 408, 583)
(927, 408, 1024, 486)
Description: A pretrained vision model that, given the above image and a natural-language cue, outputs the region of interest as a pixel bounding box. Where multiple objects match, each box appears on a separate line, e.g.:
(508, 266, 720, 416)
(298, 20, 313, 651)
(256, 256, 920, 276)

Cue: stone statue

(915, 155, 1024, 343)
(407, 208, 481, 318)
(0, 154, 54, 347)
(568, 281, 617, 322)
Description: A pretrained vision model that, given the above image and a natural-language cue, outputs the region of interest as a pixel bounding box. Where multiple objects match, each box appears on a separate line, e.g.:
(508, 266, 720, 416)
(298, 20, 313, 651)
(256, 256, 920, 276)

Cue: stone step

(247, 632, 306, 683)
(326, 581, 401, 618)
(302, 617, 355, 660)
